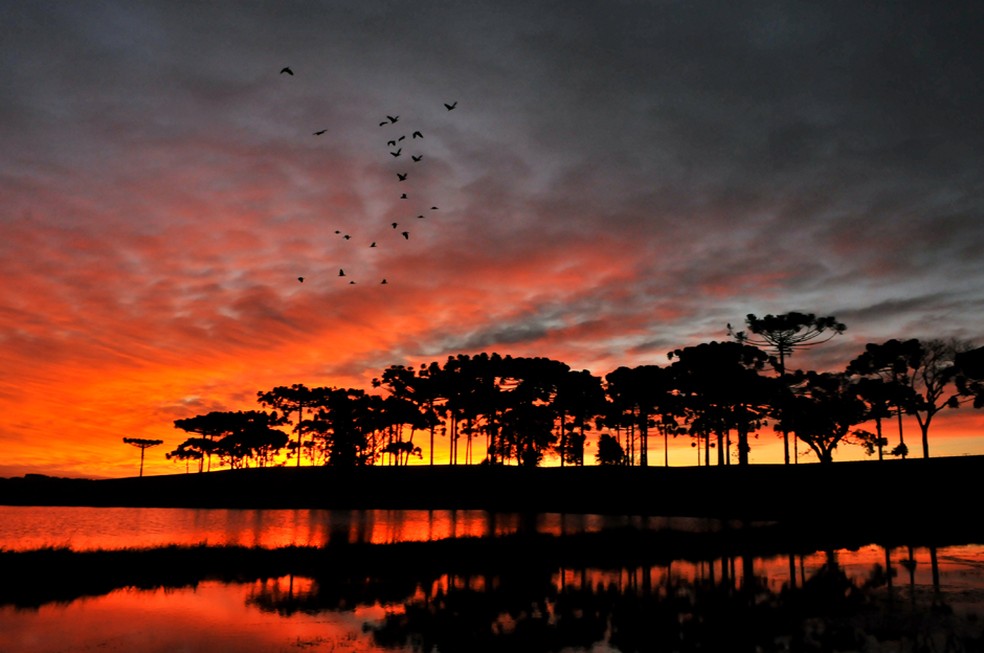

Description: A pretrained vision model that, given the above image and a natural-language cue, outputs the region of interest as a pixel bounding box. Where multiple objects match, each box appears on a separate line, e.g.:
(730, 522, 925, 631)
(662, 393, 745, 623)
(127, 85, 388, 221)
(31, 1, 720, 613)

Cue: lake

(1, 506, 983, 652)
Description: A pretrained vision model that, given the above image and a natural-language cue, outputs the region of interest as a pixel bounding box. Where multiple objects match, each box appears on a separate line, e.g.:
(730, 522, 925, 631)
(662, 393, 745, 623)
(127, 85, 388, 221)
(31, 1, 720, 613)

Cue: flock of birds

(280, 66, 456, 287)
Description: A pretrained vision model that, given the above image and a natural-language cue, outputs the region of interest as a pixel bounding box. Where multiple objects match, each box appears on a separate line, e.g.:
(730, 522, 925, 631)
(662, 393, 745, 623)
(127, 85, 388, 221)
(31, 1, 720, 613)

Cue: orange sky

(2, 3, 983, 477)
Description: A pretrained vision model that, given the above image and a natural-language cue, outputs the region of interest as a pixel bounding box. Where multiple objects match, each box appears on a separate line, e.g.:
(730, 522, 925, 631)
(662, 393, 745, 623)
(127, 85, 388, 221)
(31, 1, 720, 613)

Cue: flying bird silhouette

(444, 101, 457, 110)
(313, 129, 327, 135)
(370, 242, 377, 247)
(411, 155, 422, 162)
(431, 206, 439, 210)
(280, 67, 293, 75)
(397, 173, 407, 181)
(339, 269, 346, 277)
(387, 140, 397, 147)
(381, 279, 388, 285)
(412, 131, 423, 139)
(297, 277, 304, 283)
(417, 214, 425, 219)
(381, 115, 398, 124)
(400, 193, 407, 199)
(390, 148, 401, 157)
(343, 234, 351, 240)
(391, 222, 398, 229)
(401, 231, 409, 240)
(398, 135, 405, 141)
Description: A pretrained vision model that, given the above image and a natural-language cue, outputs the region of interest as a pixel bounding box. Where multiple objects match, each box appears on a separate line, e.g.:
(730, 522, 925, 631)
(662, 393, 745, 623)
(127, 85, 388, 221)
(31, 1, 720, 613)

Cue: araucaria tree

(122, 437, 163, 477)
(668, 342, 775, 466)
(729, 312, 846, 463)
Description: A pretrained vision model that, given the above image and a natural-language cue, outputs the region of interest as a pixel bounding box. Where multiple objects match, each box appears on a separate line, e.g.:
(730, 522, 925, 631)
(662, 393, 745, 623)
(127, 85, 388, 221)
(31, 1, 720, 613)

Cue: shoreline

(2, 456, 982, 525)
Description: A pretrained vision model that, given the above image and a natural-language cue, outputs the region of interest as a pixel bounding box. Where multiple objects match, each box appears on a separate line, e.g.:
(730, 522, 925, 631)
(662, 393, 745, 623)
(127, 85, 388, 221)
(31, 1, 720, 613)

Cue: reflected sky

(2, 544, 982, 653)
(0, 505, 734, 551)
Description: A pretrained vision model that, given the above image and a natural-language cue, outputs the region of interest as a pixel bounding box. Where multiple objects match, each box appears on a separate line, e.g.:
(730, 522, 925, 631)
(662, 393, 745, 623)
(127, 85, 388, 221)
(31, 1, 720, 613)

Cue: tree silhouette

(595, 433, 625, 465)
(847, 339, 922, 459)
(729, 312, 846, 464)
(910, 339, 971, 458)
(122, 437, 163, 477)
(955, 345, 984, 408)
(169, 411, 287, 471)
(256, 384, 327, 467)
(668, 342, 774, 466)
(777, 370, 867, 463)
(604, 365, 678, 467)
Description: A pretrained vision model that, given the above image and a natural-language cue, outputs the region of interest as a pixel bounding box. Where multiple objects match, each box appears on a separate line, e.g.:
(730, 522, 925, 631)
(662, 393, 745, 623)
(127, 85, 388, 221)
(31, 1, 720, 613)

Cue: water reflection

(0, 505, 734, 551)
(3, 540, 981, 653)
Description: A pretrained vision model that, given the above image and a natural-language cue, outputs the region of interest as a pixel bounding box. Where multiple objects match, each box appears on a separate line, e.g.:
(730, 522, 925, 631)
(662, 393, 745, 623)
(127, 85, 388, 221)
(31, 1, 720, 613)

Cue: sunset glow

(2, 3, 983, 478)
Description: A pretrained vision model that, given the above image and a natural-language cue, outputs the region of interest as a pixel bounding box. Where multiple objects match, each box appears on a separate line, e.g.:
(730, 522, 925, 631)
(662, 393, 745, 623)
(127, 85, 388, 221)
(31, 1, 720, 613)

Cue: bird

(400, 193, 408, 199)
(335, 230, 341, 234)
(349, 280, 356, 285)
(339, 269, 346, 277)
(370, 242, 377, 247)
(417, 214, 425, 219)
(387, 140, 397, 147)
(313, 129, 327, 135)
(444, 101, 457, 110)
(390, 148, 402, 157)
(381, 115, 398, 124)
(397, 173, 407, 181)
(398, 135, 405, 141)
(411, 155, 422, 162)
(391, 222, 398, 229)
(431, 206, 439, 210)
(412, 131, 423, 139)
(343, 234, 351, 240)
(280, 67, 293, 75)
(401, 231, 409, 240)
(381, 279, 388, 284)
(297, 277, 304, 283)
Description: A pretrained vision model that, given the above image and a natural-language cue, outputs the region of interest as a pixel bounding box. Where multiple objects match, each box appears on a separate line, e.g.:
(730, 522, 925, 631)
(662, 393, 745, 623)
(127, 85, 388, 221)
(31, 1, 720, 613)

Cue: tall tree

(910, 339, 970, 458)
(729, 312, 846, 463)
(171, 411, 287, 470)
(122, 437, 163, 477)
(955, 346, 984, 408)
(846, 339, 922, 459)
(668, 342, 773, 466)
(256, 384, 328, 467)
(778, 371, 867, 463)
(605, 365, 678, 467)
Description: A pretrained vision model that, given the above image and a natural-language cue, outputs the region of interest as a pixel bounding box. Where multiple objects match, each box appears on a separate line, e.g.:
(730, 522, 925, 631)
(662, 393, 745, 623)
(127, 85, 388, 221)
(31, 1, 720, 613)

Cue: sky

(2, 1, 983, 478)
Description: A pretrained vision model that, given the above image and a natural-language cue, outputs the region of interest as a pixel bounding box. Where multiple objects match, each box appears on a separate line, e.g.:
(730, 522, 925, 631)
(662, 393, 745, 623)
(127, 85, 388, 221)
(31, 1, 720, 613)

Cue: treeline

(160, 313, 984, 472)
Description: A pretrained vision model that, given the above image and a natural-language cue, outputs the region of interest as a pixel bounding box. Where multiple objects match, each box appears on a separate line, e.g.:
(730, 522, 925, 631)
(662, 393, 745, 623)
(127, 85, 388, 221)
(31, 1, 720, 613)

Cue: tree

(604, 365, 679, 467)
(170, 411, 239, 472)
(910, 339, 971, 458)
(846, 339, 922, 459)
(955, 345, 984, 408)
(122, 437, 163, 477)
(170, 411, 287, 470)
(728, 312, 846, 464)
(668, 342, 774, 466)
(777, 371, 867, 463)
(256, 384, 328, 467)
(595, 433, 625, 465)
